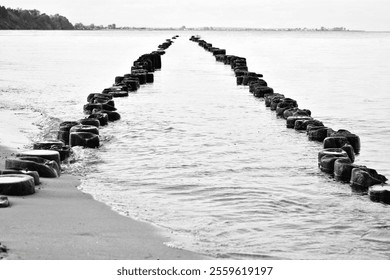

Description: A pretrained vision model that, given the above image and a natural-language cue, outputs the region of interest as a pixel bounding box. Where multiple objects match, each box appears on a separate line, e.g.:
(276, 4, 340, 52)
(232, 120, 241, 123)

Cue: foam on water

(1, 30, 390, 259)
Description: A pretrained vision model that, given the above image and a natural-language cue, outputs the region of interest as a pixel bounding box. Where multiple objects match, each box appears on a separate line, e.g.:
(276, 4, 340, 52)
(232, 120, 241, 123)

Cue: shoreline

(0, 174, 208, 260)
(0, 111, 208, 260)
(0, 162, 208, 260)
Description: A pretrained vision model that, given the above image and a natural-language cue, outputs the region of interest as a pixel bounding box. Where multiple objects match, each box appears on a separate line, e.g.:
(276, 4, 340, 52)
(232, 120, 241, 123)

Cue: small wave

(361, 228, 390, 244)
(62, 146, 100, 176)
(217, 252, 285, 260)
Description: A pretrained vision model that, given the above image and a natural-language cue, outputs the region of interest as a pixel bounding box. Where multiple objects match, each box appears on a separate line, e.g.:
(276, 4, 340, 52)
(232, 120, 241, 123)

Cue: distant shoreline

(2, 28, 389, 32)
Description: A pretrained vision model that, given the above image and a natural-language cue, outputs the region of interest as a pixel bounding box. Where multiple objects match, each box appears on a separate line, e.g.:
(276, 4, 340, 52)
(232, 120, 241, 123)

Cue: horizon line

(71, 25, 390, 32)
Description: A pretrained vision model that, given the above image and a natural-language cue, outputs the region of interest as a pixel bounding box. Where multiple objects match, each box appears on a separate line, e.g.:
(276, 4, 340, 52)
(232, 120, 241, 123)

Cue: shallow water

(1, 30, 389, 259)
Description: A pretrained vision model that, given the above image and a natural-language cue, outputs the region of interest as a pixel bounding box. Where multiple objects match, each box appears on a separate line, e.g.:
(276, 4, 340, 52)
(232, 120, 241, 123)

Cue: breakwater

(1, 31, 390, 259)
(189, 35, 388, 204)
(0, 35, 179, 206)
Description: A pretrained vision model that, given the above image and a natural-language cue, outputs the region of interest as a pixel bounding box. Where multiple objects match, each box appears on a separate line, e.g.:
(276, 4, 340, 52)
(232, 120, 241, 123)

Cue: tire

(318, 148, 349, 163)
(323, 136, 350, 149)
(33, 141, 70, 162)
(57, 146, 71, 162)
(242, 76, 257, 86)
(92, 97, 112, 105)
(307, 126, 330, 142)
(286, 116, 312, 129)
(59, 121, 80, 131)
(7, 158, 58, 177)
(87, 93, 98, 102)
(283, 108, 311, 120)
(295, 119, 323, 131)
(94, 110, 121, 121)
(132, 73, 146, 85)
(58, 121, 80, 145)
(16, 150, 61, 167)
(276, 99, 298, 117)
(70, 125, 99, 135)
(253, 86, 273, 98)
(234, 69, 246, 77)
(33, 140, 64, 150)
(124, 79, 140, 91)
(350, 168, 382, 191)
(97, 102, 116, 111)
(265, 94, 284, 107)
(94, 93, 113, 100)
(8, 157, 60, 178)
(329, 130, 361, 154)
(70, 132, 100, 148)
(79, 118, 100, 128)
(146, 73, 154, 83)
(270, 97, 284, 111)
(236, 76, 244, 85)
(111, 91, 129, 98)
(0, 174, 35, 196)
(115, 76, 124, 84)
(83, 103, 103, 114)
(341, 144, 355, 162)
(88, 113, 108, 126)
(0, 170, 40, 185)
(319, 155, 341, 174)
(250, 80, 268, 91)
(333, 158, 355, 182)
(369, 186, 390, 204)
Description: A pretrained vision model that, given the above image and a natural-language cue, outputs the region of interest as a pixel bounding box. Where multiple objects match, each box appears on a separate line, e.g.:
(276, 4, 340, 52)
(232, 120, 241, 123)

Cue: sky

(1, 0, 389, 31)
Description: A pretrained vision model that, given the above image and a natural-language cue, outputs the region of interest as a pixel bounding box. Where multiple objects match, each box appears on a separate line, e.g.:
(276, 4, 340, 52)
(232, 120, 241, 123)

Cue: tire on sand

(0, 169, 40, 185)
(16, 150, 61, 167)
(0, 174, 35, 196)
(5, 158, 60, 178)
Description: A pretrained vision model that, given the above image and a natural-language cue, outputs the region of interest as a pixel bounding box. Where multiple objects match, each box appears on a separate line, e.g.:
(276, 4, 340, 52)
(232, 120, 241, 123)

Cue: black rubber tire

(0, 170, 40, 185)
(70, 132, 100, 148)
(79, 118, 100, 128)
(16, 150, 61, 167)
(334, 158, 355, 182)
(88, 113, 108, 126)
(70, 125, 99, 135)
(6, 158, 59, 178)
(369, 186, 390, 204)
(0, 174, 35, 196)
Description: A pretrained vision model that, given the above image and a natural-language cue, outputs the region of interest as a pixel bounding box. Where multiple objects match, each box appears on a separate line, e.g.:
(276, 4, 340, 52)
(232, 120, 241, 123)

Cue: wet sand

(0, 154, 207, 259)
(0, 110, 208, 260)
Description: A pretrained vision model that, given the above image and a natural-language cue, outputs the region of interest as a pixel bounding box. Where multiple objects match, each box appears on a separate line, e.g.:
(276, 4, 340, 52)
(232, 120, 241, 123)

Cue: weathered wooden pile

(190, 35, 389, 205)
(0, 36, 179, 208)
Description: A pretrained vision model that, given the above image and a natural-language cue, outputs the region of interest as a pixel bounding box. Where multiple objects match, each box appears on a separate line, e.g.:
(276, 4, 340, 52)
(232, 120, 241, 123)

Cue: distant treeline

(0, 6, 73, 30)
(73, 23, 117, 30)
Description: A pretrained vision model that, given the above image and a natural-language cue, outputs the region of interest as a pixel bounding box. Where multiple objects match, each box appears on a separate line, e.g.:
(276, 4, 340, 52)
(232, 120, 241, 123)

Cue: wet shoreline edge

(0, 112, 209, 260)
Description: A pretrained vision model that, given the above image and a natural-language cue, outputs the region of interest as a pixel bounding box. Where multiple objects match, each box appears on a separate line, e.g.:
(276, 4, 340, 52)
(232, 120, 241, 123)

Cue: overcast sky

(2, 0, 389, 31)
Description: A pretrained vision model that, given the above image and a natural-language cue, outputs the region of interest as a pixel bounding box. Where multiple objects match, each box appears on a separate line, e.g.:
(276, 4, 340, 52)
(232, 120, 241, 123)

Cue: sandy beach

(0, 151, 207, 260)
(0, 110, 207, 260)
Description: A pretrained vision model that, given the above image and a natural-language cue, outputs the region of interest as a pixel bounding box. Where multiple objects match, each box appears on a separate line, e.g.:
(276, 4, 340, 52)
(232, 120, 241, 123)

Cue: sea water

(1, 30, 390, 259)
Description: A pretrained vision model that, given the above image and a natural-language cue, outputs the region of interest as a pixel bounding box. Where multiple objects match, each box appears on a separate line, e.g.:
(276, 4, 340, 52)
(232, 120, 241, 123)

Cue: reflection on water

(1, 30, 390, 259)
